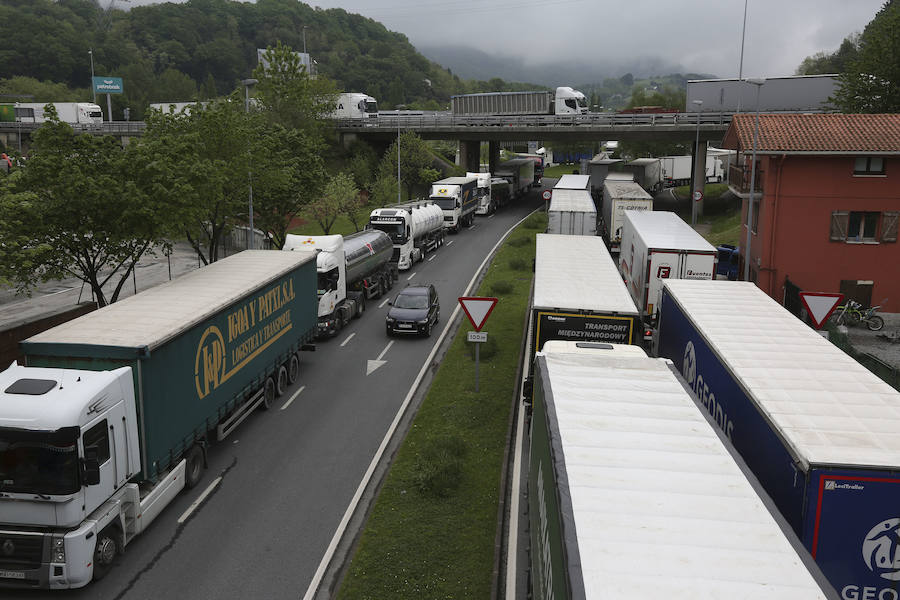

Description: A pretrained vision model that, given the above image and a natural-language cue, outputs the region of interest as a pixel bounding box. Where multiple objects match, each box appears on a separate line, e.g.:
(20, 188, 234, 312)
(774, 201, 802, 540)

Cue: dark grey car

(386, 284, 440, 337)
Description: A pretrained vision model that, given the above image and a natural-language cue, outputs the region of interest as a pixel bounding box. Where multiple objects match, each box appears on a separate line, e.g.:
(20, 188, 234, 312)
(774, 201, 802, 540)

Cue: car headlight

(386, 317, 395, 323)
(417, 318, 429, 324)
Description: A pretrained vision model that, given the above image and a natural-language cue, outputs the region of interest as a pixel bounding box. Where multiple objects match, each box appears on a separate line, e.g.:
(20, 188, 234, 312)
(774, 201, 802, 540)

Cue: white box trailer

(529, 342, 832, 599)
(600, 180, 653, 253)
(530, 234, 640, 362)
(546, 189, 596, 236)
(623, 157, 663, 193)
(686, 74, 838, 113)
(553, 174, 590, 190)
(619, 210, 717, 326)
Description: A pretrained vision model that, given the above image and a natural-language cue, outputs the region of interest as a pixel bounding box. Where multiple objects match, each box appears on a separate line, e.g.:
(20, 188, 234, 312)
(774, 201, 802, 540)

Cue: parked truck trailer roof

(686, 74, 838, 113)
(532, 234, 639, 353)
(657, 279, 900, 595)
(530, 342, 832, 599)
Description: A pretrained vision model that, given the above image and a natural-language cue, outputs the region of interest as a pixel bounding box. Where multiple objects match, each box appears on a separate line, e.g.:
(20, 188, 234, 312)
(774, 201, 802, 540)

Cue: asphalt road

(10, 190, 544, 599)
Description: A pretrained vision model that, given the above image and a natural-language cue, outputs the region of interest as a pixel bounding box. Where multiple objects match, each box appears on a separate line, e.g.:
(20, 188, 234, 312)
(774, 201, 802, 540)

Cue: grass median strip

(337, 212, 547, 599)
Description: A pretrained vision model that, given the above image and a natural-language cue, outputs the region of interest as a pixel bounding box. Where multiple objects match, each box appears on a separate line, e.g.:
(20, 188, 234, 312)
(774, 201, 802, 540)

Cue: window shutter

(882, 211, 899, 243)
(830, 211, 849, 241)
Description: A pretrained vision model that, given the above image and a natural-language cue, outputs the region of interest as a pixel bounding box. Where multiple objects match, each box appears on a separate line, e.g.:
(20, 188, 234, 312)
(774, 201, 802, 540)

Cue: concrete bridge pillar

(457, 139, 481, 173)
(488, 141, 500, 174)
(690, 139, 708, 223)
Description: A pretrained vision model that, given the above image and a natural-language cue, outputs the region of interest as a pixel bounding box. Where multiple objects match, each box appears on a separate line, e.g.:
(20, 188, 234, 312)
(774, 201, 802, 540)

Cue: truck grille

(0, 532, 43, 570)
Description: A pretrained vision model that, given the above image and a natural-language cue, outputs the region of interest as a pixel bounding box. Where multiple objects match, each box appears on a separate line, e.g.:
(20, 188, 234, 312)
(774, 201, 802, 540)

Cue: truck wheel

(92, 527, 118, 581)
(288, 354, 300, 384)
(262, 377, 276, 410)
(425, 320, 432, 337)
(276, 365, 288, 396)
(358, 295, 366, 316)
(185, 444, 205, 489)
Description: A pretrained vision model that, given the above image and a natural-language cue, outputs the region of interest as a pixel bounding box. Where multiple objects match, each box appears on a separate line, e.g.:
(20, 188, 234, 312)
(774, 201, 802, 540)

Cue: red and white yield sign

(458, 296, 498, 332)
(799, 292, 844, 329)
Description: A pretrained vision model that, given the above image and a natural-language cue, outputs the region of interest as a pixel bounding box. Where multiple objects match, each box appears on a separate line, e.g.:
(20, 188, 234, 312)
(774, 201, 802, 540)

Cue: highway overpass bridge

(0, 111, 732, 203)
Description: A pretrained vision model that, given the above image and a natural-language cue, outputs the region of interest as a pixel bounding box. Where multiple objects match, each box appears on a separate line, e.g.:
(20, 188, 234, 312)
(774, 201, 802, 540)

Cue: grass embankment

(337, 212, 547, 599)
(543, 163, 581, 178)
(672, 183, 741, 246)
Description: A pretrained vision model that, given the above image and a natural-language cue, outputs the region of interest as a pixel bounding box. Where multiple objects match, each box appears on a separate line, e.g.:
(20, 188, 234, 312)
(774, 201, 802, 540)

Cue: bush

(412, 435, 467, 498)
(507, 236, 530, 248)
(490, 280, 513, 295)
(508, 257, 529, 271)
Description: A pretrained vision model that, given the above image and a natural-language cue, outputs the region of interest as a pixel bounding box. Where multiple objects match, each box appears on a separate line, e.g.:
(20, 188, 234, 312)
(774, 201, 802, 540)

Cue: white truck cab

(553, 87, 588, 115)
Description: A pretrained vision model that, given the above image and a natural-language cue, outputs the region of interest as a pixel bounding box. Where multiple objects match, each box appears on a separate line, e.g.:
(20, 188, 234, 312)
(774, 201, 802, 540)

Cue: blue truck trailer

(0, 250, 317, 589)
(657, 279, 900, 599)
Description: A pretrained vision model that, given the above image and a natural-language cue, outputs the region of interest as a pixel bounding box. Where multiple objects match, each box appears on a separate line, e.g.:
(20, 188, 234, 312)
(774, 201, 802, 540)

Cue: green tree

(251, 124, 326, 249)
(378, 131, 436, 201)
(0, 108, 174, 306)
(369, 173, 399, 208)
(796, 34, 860, 75)
(139, 97, 253, 264)
(832, 1, 900, 113)
(253, 41, 338, 138)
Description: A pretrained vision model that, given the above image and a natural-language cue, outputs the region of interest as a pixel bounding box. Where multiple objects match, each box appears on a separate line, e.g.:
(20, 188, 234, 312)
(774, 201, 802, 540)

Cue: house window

(854, 157, 885, 175)
(750, 197, 760, 234)
(830, 211, 898, 243)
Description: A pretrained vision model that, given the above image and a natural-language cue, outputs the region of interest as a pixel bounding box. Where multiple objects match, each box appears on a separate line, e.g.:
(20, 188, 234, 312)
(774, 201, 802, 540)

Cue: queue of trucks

(0, 251, 318, 589)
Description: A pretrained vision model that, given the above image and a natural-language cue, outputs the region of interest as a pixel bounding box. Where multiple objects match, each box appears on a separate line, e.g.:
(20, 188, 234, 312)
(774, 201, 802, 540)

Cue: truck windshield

(431, 197, 456, 211)
(0, 427, 80, 495)
(371, 221, 406, 244)
(364, 101, 377, 114)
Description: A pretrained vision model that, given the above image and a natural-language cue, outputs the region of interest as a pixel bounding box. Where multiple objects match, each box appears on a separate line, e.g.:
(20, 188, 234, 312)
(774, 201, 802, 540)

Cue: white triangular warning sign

(458, 296, 498, 332)
(799, 292, 844, 329)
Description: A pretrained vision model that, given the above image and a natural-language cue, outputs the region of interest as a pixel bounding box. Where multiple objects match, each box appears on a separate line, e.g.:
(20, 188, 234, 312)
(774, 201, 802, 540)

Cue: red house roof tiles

(722, 113, 900, 154)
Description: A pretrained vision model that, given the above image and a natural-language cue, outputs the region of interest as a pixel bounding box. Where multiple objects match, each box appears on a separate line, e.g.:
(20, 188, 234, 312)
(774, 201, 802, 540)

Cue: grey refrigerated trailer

(529, 341, 832, 599)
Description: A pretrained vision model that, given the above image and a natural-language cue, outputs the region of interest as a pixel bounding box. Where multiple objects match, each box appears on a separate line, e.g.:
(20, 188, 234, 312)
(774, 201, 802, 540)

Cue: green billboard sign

(92, 76, 124, 94)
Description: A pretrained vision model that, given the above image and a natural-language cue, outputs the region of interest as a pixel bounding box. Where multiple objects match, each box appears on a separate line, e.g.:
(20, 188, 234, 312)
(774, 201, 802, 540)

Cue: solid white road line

(340, 333, 355, 347)
(280, 385, 305, 411)
(177, 476, 222, 524)
(303, 208, 541, 600)
(506, 398, 526, 600)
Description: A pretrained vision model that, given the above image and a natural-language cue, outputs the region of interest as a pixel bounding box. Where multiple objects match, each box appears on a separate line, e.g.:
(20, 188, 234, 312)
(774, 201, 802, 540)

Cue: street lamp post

(303, 26, 308, 54)
(692, 99, 703, 225)
(396, 105, 405, 204)
(743, 78, 765, 282)
(241, 78, 258, 250)
(89, 49, 96, 103)
(737, 0, 749, 112)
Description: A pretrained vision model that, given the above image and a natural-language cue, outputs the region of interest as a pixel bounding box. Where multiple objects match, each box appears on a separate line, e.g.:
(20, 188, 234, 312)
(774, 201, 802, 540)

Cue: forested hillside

(0, 0, 542, 119)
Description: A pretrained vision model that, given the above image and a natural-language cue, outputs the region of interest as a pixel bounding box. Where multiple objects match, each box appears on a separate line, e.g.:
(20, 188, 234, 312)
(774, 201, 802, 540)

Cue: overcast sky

(125, 0, 883, 78)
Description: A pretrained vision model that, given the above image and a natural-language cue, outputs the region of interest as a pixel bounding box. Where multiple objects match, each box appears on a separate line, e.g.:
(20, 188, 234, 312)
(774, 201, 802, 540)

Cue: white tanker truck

(283, 230, 396, 337)
(368, 201, 444, 270)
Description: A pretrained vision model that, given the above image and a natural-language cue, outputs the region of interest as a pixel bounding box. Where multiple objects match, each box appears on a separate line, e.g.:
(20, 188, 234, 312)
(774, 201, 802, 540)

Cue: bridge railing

(335, 111, 733, 129)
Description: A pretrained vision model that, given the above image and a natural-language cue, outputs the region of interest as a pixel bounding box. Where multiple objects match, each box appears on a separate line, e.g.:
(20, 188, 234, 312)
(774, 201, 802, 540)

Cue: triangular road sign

(458, 296, 498, 332)
(799, 292, 844, 329)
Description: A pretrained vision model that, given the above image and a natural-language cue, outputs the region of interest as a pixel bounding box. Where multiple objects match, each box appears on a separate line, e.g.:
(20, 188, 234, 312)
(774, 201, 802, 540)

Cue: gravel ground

(841, 312, 900, 370)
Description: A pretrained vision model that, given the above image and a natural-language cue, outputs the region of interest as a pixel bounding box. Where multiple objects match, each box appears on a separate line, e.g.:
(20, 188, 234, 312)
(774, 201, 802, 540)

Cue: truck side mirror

(83, 447, 100, 486)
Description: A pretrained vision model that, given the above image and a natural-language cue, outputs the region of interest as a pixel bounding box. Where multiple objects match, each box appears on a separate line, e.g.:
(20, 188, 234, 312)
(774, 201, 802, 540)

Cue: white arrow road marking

(340, 333, 355, 347)
(280, 385, 305, 410)
(366, 341, 393, 375)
